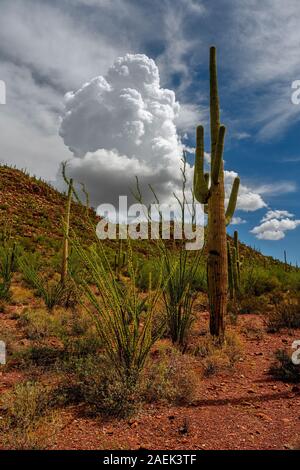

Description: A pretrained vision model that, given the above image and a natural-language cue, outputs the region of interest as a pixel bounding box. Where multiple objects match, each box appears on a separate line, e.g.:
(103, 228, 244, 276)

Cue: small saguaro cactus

(227, 241, 234, 300)
(227, 230, 243, 300)
(234, 230, 242, 286)
(193, 47, 240, 342)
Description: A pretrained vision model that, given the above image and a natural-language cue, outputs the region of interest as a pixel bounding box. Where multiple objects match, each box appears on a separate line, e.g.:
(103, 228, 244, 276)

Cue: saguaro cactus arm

(225, 176, 240, 226)
(193, 125, 210, 203)
(211, 125, 226, 184)
(210, 46, 220, 158)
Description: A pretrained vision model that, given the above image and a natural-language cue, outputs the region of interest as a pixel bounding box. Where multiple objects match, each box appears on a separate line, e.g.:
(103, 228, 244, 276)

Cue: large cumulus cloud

(59, 52, 269, 222)
(59, 54, 187, 209)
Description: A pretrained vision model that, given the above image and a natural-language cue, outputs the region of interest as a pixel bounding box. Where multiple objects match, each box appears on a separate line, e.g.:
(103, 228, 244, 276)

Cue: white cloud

(224, 171, 267, 212)
(0, 1, 125, 91)
(0, 0, 127, 179)
(261, 210, 294, 222)
(253, 181, 297, 196)
(225, 0, 300, 138)
(251, 210, 300, 240)
(175, 103, 206, 134)
(59, 54, 187, 208)
(231, 217, 247, 225)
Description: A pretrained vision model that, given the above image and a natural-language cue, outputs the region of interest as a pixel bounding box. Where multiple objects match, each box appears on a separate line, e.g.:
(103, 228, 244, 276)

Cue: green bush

(57, 354, 140, 418)
(240, 266, 280, 297)
(0, 242, 20, 301)
(141, 347, 199, 404)
(19, 256, 73, 310)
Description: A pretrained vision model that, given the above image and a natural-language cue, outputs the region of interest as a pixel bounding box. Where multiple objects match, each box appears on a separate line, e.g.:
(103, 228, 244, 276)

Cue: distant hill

(0, 165, 98, 255)
(0, 165, 287, 268)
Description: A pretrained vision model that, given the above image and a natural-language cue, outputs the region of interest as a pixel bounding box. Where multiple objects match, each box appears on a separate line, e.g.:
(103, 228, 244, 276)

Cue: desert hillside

(0, 165, 299, 451)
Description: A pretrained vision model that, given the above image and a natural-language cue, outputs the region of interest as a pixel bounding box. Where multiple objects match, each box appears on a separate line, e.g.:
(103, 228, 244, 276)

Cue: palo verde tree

(193, 47, 240, 343)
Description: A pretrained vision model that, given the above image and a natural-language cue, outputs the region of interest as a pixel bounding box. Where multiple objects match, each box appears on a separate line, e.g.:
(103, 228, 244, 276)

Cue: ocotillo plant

(61, 176, 73, 287)
(193, 47, 240, 342)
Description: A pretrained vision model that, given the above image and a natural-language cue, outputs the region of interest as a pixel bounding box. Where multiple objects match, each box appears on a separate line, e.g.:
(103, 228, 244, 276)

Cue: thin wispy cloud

(0, 0, 299, 256)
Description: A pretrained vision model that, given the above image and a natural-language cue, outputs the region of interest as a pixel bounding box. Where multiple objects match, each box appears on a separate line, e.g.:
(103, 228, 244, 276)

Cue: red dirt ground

(51, 315, 300, 451)
(0, 312, 299, 450)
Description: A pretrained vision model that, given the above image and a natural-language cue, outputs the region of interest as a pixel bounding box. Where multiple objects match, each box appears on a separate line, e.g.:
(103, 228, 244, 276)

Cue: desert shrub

(13, 345, 64, 369)
(14, 308, 101, 369)
(273, 269, 300, 292)
(0, 242, 20, 301)
(194, 332, 243, 377)
(241, 319, 264, 340)
(241, 266, 280, 297)
(141, 346, 199, 404)
(18, 308, 65, 340)
(267, 296, 300, 332)
(0, 281, 11, 301)
(0, 242, 19, 284)
(57, 354, 140, 418)
(269, 349, 300, 383)
(19, 256, 73, 310)
(0, 381, 60, 449)
(238, 294, 269, 315)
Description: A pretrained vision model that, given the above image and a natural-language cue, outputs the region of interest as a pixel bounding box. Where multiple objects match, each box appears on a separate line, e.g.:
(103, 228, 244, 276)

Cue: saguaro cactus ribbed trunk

(193, 47, 240, 343)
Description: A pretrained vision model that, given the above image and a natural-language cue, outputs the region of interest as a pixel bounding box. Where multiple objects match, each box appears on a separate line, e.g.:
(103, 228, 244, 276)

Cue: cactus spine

(61, 178, 73, 287)
(193, 47, 240, 342)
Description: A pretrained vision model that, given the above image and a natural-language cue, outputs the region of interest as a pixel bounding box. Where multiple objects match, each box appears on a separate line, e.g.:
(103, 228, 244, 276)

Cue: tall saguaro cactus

(193, 47, 240, 342)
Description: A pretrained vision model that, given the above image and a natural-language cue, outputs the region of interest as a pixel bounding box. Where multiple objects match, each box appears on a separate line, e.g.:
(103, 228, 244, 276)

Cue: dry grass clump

(194, 331, 243, 377)
(54, 354, 141, 418)
(241, 319, 264, 340)
(11, 307, 101, 370)
(141, 343, 200, 404)
(0, 381, 60, 449)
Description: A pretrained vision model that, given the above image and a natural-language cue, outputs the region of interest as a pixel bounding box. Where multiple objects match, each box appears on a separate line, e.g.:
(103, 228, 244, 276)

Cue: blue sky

(0, 0, 299, 263)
